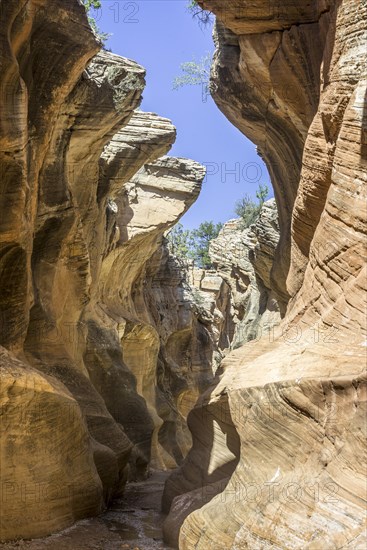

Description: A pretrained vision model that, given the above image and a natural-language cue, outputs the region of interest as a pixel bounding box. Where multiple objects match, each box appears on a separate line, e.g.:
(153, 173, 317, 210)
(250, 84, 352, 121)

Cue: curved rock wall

(1, 0, 366, 546)
(206, 1, 333, 307)
(0, 0, 213, 541)
(163, 1, 367, 548)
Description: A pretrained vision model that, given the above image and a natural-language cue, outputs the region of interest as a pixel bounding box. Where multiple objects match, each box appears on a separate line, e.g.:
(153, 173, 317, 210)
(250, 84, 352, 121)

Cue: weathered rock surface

(184, 199, 280, 367)
(205, 1, 334, 307)
(163, 1, 367, 548)
(99, 151, 213, 474)
(209, 198, 281, 347)
(1, 0, 366, 547)
(177, 200, 280, 385)
(0, 0, 211, 541)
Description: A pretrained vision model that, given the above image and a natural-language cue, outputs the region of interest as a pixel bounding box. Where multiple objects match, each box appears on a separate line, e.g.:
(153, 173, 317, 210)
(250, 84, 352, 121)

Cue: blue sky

(94, 0, 271, 229)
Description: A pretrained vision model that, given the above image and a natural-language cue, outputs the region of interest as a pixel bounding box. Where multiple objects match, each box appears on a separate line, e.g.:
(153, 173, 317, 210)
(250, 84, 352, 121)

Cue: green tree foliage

(234, 195, 259, 227)
(189, 221, 223, 269)
(166, 224, 191, 260)
(173, 3, 213, 94)
(166, 221, 223, 269)
(256, 183, 269, 207)
(172, 53, 212, 91)
(234, 184, 269, 228)
(187, 1, 213, 26)
(81, 0, 110, 45)
(82, 0, 101, 8)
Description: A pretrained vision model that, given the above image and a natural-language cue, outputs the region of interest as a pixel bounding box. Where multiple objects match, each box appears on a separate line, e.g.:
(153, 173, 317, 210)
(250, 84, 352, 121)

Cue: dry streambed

(0, 472, 173, 550)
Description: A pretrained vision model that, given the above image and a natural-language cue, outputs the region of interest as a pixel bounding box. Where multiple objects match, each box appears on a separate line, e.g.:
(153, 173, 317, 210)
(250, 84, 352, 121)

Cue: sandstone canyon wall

(209, 198, 281, 348)
(163, 1, 367, 548)
(187, 199, 281, 353)
(1, 0, 366, 547)
(0, 0, 217, 541)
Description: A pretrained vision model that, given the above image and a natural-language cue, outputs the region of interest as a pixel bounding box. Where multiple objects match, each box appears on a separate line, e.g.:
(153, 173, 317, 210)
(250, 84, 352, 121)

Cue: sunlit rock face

(209, 199, 281, 347)
(163, 1, 367, 548)
(0, 0, 210, 541)
(204, 0, 334, 307)
(98, 151, 212, 475)
(185, 199, 281, 361)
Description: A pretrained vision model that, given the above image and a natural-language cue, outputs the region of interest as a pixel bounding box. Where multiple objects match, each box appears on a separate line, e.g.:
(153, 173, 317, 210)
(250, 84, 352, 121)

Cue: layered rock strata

(209, 198, 281, 347)
(186, 199, 280, 357)
(163, 1, 367, 548)
(205, 0, 334, 307)
(0, 0, 211, 541)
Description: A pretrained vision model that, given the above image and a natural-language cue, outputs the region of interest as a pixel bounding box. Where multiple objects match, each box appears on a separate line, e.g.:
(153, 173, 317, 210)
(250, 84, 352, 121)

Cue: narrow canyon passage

(0, 471, 173, 550)
(0, 1, 366, 549)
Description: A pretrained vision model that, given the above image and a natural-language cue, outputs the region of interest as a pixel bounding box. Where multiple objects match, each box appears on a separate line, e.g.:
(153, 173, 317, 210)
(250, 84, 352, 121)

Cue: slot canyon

(0, 1, 366, 549)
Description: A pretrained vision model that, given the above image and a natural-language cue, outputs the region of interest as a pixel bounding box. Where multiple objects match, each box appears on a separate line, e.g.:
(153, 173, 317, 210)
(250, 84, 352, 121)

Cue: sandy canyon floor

(0, 472, 173, 550)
